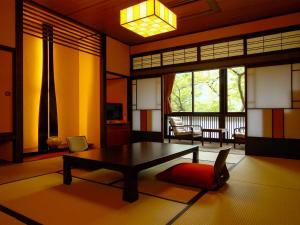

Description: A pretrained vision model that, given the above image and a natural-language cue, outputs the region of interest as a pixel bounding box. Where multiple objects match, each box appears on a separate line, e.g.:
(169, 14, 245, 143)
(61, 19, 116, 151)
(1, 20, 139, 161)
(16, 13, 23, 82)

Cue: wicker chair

(232, 127, 246, 148)
(168, 117, 204, 145)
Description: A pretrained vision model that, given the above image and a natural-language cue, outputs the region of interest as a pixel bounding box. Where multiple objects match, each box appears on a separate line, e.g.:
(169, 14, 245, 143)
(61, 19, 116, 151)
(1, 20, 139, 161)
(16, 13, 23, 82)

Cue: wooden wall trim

(0, 45, 15, 52)
(15, 0, 23, 163)
(246, 137, 300, 159)
(106, 70, 129, 78)
(100, 33, 107, 148)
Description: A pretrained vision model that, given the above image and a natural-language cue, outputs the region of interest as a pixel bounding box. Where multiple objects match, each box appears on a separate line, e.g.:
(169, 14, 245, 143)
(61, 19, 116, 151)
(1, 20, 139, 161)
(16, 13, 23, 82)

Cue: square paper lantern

(120, 0, 177, 37)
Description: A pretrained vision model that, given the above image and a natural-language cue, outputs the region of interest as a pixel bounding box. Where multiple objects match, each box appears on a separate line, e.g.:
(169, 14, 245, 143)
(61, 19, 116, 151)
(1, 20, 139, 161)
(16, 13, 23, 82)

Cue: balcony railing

(165, 113, 246, 141)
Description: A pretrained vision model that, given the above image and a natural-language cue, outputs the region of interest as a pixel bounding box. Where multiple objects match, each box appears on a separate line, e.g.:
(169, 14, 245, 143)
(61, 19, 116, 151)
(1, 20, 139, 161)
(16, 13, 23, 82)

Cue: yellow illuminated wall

(54, 44, 80, 144)
(23, 34, 43, 152)
(79, 51, 100, 147)
(23, 41, 101, 151)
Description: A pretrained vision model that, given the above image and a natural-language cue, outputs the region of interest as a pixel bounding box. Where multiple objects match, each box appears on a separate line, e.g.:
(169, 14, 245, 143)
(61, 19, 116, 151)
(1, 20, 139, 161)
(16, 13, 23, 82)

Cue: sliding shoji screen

(132, 77, 162, 132)
(247, 64, 300, 139)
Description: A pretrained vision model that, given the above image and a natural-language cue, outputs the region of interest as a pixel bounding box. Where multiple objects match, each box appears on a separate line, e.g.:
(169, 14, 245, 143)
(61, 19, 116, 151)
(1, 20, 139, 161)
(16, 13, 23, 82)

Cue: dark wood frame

(100, 33, 107, 148)
(13, 0, 23, 163)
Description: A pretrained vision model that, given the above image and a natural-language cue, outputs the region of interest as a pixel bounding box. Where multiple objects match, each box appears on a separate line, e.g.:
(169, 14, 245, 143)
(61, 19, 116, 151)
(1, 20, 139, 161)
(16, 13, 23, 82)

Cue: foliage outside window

(171, 72, 192, 112)
(170, 67, 245, 113)
(227, 67, 245, 112)
(194, 70, 220, 112)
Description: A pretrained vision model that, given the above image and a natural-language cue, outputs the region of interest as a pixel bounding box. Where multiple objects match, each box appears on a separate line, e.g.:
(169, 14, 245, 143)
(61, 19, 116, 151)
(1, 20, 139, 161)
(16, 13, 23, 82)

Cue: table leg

(192, 148, 199, 163)
(123, 169, 138, 202)
(226, 131, 228, 145)
(63, 157, 72, 185)
(219, 131, 223, 147)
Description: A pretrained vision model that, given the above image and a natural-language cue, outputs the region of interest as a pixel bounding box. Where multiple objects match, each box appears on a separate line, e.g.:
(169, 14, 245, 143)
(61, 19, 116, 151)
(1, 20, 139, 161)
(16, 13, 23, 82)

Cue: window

(194, 70, 220, 112)
(227, 67, 245, 112)
(171, 72, 192, 112)
(170, 67, 245, 113)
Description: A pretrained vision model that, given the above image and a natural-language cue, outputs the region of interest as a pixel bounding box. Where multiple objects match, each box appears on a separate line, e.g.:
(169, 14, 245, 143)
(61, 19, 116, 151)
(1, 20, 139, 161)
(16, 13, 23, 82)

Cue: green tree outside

(171, 67, 245, 113)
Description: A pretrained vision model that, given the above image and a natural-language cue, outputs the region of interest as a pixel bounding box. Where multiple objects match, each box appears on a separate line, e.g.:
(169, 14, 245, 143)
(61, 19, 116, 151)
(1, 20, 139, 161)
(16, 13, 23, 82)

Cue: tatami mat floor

(0, 152, 299, 225)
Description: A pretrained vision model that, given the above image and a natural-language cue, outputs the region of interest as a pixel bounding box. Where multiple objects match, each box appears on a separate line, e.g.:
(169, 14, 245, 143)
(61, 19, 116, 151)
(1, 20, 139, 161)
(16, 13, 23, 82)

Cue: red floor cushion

(156, 163, 215, 189)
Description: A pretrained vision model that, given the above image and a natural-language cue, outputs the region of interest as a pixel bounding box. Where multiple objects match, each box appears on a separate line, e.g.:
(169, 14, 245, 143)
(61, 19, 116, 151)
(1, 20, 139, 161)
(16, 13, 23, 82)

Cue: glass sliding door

(171, 72, 192, 112)
(166, 67, 246, 143)
(194, 69, 220, 113)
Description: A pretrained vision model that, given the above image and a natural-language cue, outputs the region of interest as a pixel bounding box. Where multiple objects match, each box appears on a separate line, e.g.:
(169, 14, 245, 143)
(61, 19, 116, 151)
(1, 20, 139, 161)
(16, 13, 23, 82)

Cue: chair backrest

(66, 136, 88, 152)
(169, 117, 187, 135)
(214, 147, 231, 178)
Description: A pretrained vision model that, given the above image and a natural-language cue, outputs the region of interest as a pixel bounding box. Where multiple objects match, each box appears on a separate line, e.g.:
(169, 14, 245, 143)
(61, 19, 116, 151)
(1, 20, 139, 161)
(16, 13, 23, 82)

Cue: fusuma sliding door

(132, 77, 163, 142)
(0, 50, 14, 161)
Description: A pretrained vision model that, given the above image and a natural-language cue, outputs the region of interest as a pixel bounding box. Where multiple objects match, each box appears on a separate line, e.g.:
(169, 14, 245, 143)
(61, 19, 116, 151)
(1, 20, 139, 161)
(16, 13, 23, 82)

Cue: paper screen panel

(133, 57, 142, 70)
(132, 110, 140, 131)
(214, 42, 228, 59)
(248, 65, 291, 108)
(151, 110, 161, 132)
(263, 33, 282, 52)
(173, 49, 184, 64)
(137, 77, 161, 110)
(282, 30, 300, 50)
(163, 51, 173, 65)
(185, 47, 197, 62)
(284, 109, 300, 139)
(247, 37, 263, 55)
(201, 45, 213, 60)
(248, 109, 272, 137)
(247, 68, 256, 108)
(229, 40, 244, 57)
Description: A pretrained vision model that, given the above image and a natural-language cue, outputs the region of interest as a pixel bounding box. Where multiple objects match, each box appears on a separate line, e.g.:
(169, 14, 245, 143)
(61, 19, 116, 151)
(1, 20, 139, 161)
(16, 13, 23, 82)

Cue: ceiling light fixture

(120, 0, 177, 37)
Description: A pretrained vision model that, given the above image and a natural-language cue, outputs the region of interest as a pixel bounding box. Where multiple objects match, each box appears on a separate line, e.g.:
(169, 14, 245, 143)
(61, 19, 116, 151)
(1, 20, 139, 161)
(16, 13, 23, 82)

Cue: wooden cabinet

(107, 123, 130, 147)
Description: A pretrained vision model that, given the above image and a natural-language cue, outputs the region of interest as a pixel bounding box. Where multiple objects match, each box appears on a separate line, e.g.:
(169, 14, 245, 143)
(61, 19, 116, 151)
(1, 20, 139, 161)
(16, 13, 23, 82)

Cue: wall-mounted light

(120, 0, 177, 37)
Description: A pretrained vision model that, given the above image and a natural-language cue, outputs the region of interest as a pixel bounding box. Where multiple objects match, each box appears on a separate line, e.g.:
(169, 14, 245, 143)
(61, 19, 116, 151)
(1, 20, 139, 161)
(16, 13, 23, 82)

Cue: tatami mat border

(0, 204, 42, 225)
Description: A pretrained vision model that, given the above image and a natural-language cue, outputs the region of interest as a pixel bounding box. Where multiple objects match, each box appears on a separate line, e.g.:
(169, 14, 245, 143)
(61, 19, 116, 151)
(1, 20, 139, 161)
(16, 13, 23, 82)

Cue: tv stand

(106, 122, 130, 147)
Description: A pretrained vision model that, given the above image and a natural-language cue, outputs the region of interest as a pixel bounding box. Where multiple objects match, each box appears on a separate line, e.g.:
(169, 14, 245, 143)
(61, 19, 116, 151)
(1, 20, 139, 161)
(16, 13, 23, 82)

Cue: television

(106, 103, 123, 120)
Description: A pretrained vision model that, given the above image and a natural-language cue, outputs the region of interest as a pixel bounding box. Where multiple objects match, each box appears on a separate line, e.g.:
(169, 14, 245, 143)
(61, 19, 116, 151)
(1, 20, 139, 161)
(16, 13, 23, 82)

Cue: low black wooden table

(63, 142, 199, 202)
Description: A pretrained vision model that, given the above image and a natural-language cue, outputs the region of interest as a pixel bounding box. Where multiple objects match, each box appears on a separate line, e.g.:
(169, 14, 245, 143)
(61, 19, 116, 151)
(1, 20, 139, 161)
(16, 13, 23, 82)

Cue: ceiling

(29, 0, 300, 45)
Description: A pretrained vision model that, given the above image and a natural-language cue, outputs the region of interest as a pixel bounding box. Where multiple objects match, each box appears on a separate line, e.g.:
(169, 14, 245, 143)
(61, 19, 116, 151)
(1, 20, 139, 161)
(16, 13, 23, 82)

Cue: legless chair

(156, 147, 231, 190)
(66, 136, 89, 152)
